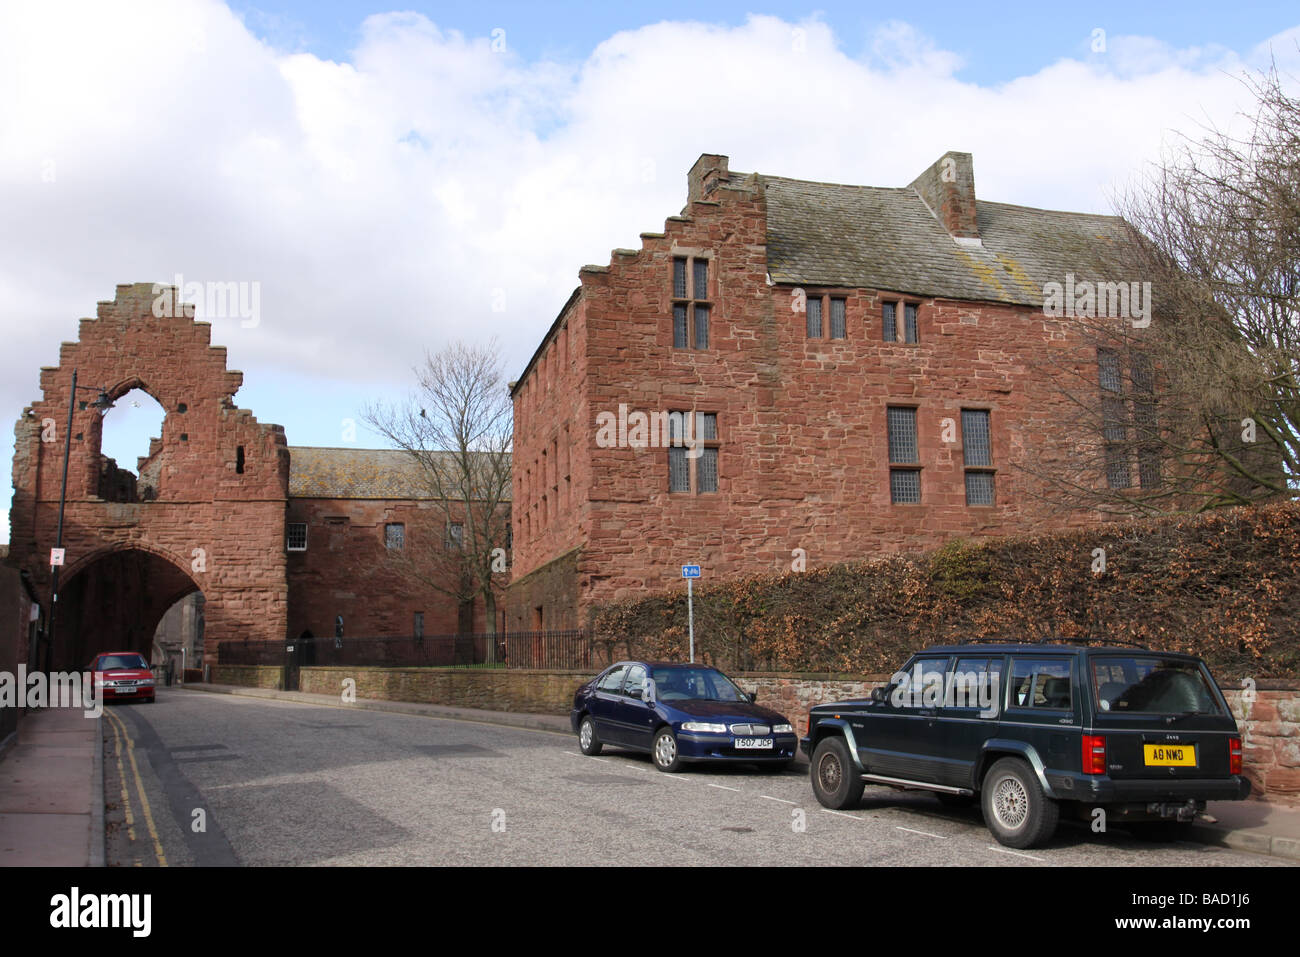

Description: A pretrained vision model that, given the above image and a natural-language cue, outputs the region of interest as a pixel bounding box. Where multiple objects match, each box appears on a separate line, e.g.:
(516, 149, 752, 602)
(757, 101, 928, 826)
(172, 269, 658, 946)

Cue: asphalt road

(100, 688, 1284, 867)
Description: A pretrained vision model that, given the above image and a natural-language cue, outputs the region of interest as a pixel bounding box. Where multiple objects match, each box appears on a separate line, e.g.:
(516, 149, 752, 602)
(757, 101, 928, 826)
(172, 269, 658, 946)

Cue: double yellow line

(103, 709, 168, 867)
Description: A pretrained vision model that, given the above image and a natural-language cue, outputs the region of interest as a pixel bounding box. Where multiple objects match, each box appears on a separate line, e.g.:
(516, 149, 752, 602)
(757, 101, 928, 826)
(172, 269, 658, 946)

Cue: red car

(89, 652, 157, 703)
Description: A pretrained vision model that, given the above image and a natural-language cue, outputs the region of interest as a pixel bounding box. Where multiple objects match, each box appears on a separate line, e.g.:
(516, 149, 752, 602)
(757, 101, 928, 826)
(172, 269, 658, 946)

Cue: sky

(2, 0, 1298, 543)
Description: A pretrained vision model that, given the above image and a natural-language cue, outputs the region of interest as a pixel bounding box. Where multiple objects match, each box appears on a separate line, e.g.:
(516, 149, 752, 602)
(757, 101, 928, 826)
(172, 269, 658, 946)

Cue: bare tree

(364, 340, 513, 649)
(1024, 63, 1299, 515)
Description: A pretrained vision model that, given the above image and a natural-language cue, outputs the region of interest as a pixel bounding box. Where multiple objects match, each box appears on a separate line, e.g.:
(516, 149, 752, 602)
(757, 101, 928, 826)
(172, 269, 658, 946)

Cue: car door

(937, 656, 1006, 788)
(859, 655, 952, 782)
(1002, 655, 1080, 777)
(589, 664, 628, 743)
(609, 663, 657, 751)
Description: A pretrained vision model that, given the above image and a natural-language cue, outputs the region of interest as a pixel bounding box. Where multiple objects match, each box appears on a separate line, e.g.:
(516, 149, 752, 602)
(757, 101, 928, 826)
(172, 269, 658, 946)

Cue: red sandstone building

(5, 284, 495, 670)
(506, 151, 1145, 630)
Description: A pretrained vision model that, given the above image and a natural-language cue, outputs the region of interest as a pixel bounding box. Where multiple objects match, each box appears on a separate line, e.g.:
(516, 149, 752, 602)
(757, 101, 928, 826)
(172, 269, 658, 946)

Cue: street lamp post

(45, 369, 113, 674)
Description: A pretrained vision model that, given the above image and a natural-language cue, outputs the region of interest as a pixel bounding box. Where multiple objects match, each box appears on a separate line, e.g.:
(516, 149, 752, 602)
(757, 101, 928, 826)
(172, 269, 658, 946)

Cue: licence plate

(1144, 744, 1196, 766)
(734, 738, 773, 750)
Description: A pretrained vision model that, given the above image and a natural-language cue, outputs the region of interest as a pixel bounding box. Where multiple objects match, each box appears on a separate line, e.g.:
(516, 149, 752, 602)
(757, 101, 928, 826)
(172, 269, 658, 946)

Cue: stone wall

(0, 559, 34, 745)
(505, 547, 581, 632)
(298, 666, 593, 714)
(286, 496, 496, 639)
(1225, 684, 1300, 802)
(212, 664, 282, 689)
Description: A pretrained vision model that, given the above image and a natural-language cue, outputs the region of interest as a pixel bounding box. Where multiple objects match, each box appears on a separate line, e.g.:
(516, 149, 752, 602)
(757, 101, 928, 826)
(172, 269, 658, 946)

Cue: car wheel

(578, 716, 602, 756)
(651, 727, 681, 773)
(981, 757, 1059, 849)
(810, 736, 864, 809)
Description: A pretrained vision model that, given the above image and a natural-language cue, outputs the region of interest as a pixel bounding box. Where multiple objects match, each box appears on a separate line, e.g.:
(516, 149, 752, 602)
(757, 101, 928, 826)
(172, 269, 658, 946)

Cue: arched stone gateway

(9, 283, 289, 669)
(57, 545, 202, 668)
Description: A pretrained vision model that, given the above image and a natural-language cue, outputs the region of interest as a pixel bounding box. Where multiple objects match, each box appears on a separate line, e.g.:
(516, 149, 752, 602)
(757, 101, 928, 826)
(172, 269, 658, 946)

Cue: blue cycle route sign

(681, 564, 701, 579)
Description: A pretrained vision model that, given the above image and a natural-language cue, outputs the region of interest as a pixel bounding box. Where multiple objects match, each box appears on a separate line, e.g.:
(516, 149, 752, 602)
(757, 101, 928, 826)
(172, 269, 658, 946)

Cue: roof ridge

(977, 198, 1127, 221)
(760, 173, 914, 193)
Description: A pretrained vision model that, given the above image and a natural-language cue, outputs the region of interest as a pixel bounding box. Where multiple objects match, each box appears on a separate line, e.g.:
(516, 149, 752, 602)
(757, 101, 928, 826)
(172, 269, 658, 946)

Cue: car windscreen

(96, 654, 149, 670)
(651, 667, 747, 702)
(1092, 656, 1223, 715)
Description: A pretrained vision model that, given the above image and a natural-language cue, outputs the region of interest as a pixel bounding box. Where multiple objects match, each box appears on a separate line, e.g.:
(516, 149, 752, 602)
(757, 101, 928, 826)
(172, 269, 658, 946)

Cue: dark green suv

(801, 644, 1250, 848)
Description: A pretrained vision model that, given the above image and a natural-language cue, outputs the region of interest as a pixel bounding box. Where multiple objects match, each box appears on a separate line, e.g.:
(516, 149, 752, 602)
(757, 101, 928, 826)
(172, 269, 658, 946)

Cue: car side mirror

(747, 692, 757, 704)
(871, 686, 888, 704)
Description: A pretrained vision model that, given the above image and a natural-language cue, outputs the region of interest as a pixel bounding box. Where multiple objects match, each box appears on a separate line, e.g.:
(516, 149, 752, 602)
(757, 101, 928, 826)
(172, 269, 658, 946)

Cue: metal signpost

(681, 564, 701, 662)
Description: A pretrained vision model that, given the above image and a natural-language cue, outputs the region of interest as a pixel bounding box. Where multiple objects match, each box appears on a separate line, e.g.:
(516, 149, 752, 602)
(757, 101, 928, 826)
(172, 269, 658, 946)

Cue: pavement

(1, 682, 1297, 864)
(0, 704, 104, 867)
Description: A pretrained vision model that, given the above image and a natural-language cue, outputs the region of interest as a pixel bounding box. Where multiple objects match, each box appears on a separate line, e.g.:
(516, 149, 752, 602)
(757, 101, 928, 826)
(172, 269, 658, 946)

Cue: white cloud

(1, 1, 1297, 544)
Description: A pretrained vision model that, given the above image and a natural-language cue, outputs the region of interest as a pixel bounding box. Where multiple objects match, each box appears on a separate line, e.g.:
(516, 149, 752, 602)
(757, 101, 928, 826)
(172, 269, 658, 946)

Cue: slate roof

(288, 447, 512, 501)
(760, 175, 1138, 307)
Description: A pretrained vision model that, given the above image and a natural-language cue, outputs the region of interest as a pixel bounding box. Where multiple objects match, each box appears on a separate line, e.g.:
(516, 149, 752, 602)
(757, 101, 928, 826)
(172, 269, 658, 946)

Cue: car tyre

(651, 727, 682, 773)
(810, 736, 864, 809)
(578, 715, 602, 756)
(981, 757, 1059, 849)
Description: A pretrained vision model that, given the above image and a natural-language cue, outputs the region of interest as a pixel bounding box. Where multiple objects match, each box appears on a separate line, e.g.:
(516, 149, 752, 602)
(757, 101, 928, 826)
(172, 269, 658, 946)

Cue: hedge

(589, 501, 1300, 679)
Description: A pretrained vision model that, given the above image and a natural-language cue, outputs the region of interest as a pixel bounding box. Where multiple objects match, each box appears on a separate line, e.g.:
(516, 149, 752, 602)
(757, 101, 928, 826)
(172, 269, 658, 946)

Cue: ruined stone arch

(58, 543, 204, 666)
(8, 283, 291, 668)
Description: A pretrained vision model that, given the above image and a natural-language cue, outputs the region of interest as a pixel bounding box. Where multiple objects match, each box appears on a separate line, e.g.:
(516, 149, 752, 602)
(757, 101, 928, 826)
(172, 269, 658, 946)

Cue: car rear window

(97, 654, 149, 670)
(1092, 657, 1223, 715)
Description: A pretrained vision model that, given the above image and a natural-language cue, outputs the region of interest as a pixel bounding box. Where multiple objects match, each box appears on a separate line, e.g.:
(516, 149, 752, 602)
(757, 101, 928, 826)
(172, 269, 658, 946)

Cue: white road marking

(708, 783, 741, 792)
(821, 809, 859, 820)
(896, 826, 943, 839)
(760, 795, 798, 805)
(987, 845, 1046, 862)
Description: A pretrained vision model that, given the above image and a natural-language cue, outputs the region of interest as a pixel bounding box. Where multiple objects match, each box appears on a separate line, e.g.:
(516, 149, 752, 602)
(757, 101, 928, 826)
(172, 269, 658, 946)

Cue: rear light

(1229, 736, 1242, 775)
(1082, 734, 1107, 775)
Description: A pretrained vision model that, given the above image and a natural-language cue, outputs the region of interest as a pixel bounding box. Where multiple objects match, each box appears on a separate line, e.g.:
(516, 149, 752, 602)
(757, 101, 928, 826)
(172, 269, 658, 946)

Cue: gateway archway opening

(57, 548, 201, 671)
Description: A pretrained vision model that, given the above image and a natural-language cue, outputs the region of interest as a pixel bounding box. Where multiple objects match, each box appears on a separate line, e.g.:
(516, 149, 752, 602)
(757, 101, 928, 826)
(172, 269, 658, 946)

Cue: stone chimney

(687, 153, 730, 205)
(909, 151, 979, 242)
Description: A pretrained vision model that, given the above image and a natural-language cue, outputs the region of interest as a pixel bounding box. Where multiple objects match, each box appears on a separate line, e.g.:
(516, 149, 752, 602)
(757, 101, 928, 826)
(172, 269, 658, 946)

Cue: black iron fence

(215, 630, 592, 672)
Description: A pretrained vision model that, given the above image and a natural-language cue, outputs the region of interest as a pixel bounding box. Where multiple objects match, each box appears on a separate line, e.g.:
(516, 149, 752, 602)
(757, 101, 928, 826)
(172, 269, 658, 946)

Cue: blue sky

(3, 0, 1299, 542)
(228, 0, 1300, 84)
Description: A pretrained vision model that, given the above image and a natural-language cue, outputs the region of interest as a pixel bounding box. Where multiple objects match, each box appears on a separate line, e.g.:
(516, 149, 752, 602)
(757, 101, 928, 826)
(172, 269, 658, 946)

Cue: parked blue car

(571, 661, 798, 772)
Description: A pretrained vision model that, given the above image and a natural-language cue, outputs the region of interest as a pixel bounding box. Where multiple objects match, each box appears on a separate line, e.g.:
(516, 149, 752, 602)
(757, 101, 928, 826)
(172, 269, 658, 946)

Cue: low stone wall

(212, 664, 282, 690)
(298, 666, 596, 715)
(1225, 684, 1300, 801)
(738, 674, 889, 736)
